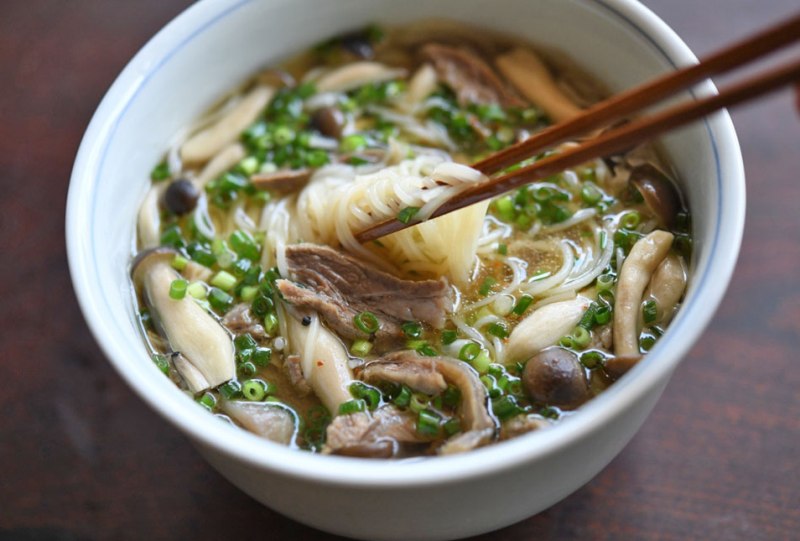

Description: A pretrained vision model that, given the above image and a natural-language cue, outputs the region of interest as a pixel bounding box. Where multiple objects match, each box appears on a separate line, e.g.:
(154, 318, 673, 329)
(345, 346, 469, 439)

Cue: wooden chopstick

(356, 55, 800, 243)
(472, 12, 800, 176)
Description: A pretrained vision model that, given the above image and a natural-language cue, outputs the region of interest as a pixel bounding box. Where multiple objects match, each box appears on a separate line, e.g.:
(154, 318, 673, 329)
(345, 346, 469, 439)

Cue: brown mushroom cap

(131, 247, 179, 288)
(522, 347, 589, 409)
(310, 106, 345, 139)
(629, 164, 682, 230)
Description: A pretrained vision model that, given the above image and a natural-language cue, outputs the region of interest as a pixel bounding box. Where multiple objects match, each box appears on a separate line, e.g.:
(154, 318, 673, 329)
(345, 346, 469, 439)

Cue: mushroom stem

(181, 85, 274, 164)
(137, 184, 165, 250)
(614, 230, 674, 356)
(643, 253, 688, 326)
(194, 143, 246, 189)
(502, 296, 591, 365)
(495, 47, 583, 122)
(314, 62, 406, 93)
(132, 249, 236, 392)
(285, 312, 353, 414)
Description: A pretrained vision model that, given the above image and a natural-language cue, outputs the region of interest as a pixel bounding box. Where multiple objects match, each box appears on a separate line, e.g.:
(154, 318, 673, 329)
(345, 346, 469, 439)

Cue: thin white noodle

(522, 242, 574, 296)
(541, 208, 597, 233)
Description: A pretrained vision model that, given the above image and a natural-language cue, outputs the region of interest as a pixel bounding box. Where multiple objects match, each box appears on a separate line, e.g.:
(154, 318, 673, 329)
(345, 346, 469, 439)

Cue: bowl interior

(67, 0, 743, 485)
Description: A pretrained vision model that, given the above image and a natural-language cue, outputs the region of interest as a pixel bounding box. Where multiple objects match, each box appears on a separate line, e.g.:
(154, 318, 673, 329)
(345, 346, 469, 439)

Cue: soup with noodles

(132, 21, 691, 457)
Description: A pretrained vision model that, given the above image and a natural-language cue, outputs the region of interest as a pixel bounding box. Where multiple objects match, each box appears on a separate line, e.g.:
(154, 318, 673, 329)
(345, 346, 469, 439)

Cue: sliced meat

(325, 406, 430, 457)
(421, 43, 525, 107)
(360, 355, 446, 395)
(251, 169, 312, 193)
(221, 303, 267, 341)
(361, 351, 496, 455)
(283, 354, 312, 397)
(276, 243, 451, 349)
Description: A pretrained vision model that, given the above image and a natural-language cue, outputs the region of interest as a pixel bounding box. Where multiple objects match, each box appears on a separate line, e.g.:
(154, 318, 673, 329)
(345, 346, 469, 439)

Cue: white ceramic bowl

(67, 1, 745, 539)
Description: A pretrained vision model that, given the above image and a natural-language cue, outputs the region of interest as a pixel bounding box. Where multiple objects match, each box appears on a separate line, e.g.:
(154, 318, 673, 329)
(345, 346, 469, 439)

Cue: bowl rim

(66, 0, 745, 487)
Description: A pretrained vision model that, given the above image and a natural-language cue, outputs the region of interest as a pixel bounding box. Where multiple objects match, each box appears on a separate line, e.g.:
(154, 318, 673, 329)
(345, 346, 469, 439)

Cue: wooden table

(1, 1, 797, 539)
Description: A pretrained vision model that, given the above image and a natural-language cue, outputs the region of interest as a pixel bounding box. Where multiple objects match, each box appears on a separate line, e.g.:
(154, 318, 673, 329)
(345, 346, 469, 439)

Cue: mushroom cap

(629, 164, 682, 230)
(131, 247, 179, 288)
(522, 347, 590, 409)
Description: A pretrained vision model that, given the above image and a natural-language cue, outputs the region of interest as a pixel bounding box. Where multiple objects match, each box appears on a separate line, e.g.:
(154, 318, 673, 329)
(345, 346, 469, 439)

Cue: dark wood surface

(1, 1, 798, 540)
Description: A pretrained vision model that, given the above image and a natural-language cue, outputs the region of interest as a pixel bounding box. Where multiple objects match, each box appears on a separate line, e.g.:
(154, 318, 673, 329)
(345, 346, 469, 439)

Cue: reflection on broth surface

(132, 20, 691, 458)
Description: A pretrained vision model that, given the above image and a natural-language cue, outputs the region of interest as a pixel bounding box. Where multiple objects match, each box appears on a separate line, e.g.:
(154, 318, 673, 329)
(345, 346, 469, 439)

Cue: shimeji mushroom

(132, 248, 236, 392)
(629, 164, 683, 230)
(180, 85, 275, 164)
(613, 230, 674, 358)
(643, 253, 688, 326)
(495, 47, 583, 122)
(284, 311, 353, 414)
(313, 62, 406, 93)
(502, 296, 592, 365)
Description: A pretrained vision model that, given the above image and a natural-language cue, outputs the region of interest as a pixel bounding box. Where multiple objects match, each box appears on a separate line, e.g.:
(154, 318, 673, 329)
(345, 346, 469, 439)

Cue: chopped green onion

(512, 294, 534, 315)
(578, 303, 597, 330)
(416, 343, 438, 357)
(494, 196, 515, 222)
(263, 313, 279, 336)
(393, 386, 412, 407)
(229, 230, 261, 261)
(491, 395, 521, 421)
(251, 347, 271, 367)
(160, 225, 185, 249)
(479, 276, 497, 296)
(441, 329, 458, 345)
(350, 339, 373, 357)
(338, 399, 367, 415)
(354, 311, 380, 334)
(598, 289, 615, 307)
(187, 281, 207, 299)
(581, 184, 603, 205)
(349, 381, 381, 410)
(187, 242, 216, 267)
(540, 406, 560, 419)
(597, 274, 615, 291)
(572, 326, 591, 349)
(594, 304, 612, 325)
(197, 392, 216, 410)
(397, 206, 420, 224)
(237, 155, 260, 175)
(471, 349, 491, 374)
(210, 270, 237, 291)
(409, 393, 428, 413)
(169, 279, 188, 300)
(416, 409, 441, 437)
(580, 350, 605, 369)
(238, 361, 257, 377)
(234, 333, 258, 352)
(150, 161, 170, 181)
(643, 299, 658, 324)
(240, 285, 259, 302)
(621, 211, 641, 229)
(208, 287, 234, 311)
(211, 239, 236, 269)
(487, 322, 509, 339)
(443, 418, 462, 436)
(640, 333, 657, 352)
(242, 379, 270, 401)
(458, 342, 481, 363)
(171, 255, 189, 271)
(401, 321, 423, 338)
(218, 380, 242, 399)
(559, 335, 575, 348)
(442, 385, 461, 408)
(481, 375, 502, 399)
(273, 126, 295, 146)
(251, 294, 274, 318)
(497, 243, 508, 255)
(152, 354, 170, 375)
(340, 134, 368, 153)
